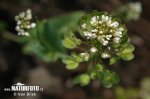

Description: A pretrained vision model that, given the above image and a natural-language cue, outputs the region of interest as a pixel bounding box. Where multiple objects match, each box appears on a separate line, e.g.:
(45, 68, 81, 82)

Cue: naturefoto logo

(4, 82, 43, 96)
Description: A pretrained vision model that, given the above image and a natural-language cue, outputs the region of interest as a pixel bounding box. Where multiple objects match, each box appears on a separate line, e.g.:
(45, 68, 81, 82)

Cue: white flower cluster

(80, 12, 127, 59)
(15, 9, 36, 36)
(81, 14, 125, 46)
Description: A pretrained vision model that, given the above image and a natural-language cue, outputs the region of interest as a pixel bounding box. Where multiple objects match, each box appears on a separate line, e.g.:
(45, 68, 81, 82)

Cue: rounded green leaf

(66, 62, 79, 69)
(109, 57, 119, 65)
(122, 44, 135, 54)
(121, 52, 134, 61)
(62, 57, 79, 69)
(90, 70, 97, 79)
(96, 64, 104, 72)
(80, 74, 90, 86)
(62, 37, 77, 49)
(71, 53, 83, 62)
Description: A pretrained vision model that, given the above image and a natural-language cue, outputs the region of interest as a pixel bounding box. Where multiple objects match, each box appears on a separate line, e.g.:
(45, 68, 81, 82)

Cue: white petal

(30, 23, 36, 28)
(111, 21, 119, 27)
(82, 23, 86, 29)
(90, 47, 97, 53)
(101, 53, 110, 58)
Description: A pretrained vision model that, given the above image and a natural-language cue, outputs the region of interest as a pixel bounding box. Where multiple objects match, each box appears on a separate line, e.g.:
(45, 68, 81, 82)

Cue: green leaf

(62, 57, 79, 69)
(72, 75, 81, 84)
(121, 52, 134, 61)
(101, 70, 119, 88)
(122, 44, 135, 54)
(66, 62, 79, 70)
(90, 70, 97, 79)
(71, 53, 83, 62)
(23, 41, 64, 62)
(80, 74, 90, 86)
(62, 37, 78, 49)
(96, 64, 104, 72)
(44, 22, 65, 52)
(112, 72, 120, 84)
(120, 34, 128, 45)
(102, 70, 113, 88)
(120, 43, 135, 61)
(96, 64, 105, 80)
(109, 57, 119, 65)
(48, 11, 85, 34)
(28, 12, 85, 62)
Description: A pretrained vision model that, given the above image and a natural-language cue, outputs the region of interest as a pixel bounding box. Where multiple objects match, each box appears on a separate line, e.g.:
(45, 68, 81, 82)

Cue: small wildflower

(15, 9, 36, 36)
(80, 12, 126, 46)
(80, 53, 89, 61)
(90, 47, 97, 53)
(113, 37, 120, 43)
(79, 11, 129, 61)
(102, 40, 108, 46)
(111, 21, 119, 27)
(82, 23, 86, 29)
(101, 53, 110, 59)
(91, 29, 98, 33)
(90, 16, 99, 26)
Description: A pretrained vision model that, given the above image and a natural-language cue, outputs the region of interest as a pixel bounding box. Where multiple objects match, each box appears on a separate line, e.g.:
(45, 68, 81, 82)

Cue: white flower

(98, 35, 105, 42)
(82, 23, 86, 29)
(101, 53, 110, 59)
(15, 26, 20, 31)
(83, 31, 97, 39)
(113, 37, 120, 43)
(81, 12, 126, 46)
(111, 21, 119, 27)
(91, 29, 98, 32)
(102, 40, 108, 46)
(80, 53, 89, 61)
(19, 12, 25, 18)
(90, 16, 99, 26)
(15, 9, 36, 36)
(107, 19, 112, 26)
(106, 35, 112, 40)
(90, 47, 97, 53)
(30, 23, 36, 28)
(99, 31, 103, 34)
(102, 15, 109, 22)
(118, 27, 124, 31)
(24, 32, 29, 36)
(114, 31, 122, 37)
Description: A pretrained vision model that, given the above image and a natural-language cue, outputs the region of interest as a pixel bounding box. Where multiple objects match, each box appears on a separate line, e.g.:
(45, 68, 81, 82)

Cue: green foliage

(73, 74, 90, 86)
(22, 11, 85, 62)
(15, 9, 135, 88)
(94, 64, 119, 88)
(120, 43, 135, 61)
(80, 74, 90, 86)
(109, 57, 119, 65)
(62, 56, 79, 69)
(65, 11, 134, 88)
(102, 70, 120, 88)
(62, 34, 81, 49)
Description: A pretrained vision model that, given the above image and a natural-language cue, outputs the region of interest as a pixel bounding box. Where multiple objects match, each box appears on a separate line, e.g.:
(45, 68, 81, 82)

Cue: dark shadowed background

(0, 0, 150, 99)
